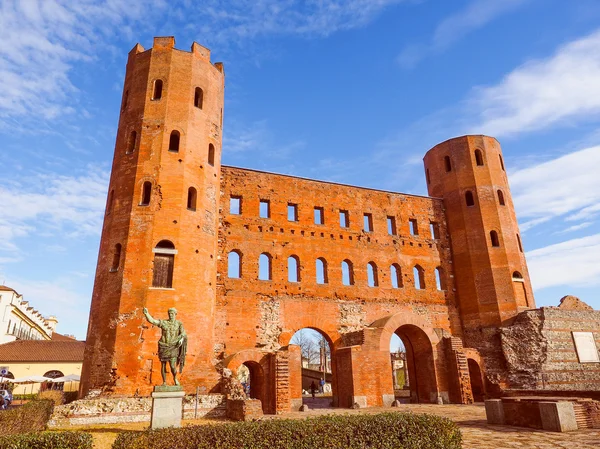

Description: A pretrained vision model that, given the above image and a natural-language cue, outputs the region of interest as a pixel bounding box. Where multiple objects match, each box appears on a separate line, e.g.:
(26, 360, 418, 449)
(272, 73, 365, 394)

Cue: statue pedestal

(151, 387, 185, 429)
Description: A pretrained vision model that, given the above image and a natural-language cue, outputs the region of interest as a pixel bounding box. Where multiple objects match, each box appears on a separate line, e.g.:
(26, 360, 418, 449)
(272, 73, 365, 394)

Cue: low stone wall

(226, 399, 263, 421)
(48, 394, 226, 427)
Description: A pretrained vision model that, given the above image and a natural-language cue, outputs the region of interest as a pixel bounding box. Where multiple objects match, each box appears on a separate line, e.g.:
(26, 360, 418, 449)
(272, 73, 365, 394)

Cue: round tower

(80, 37, 224, 397)
(423, 136, 534, 337)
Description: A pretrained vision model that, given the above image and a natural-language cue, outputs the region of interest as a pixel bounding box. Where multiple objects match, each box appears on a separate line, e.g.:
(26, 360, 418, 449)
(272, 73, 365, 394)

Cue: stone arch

(224, 349, 272, 413)
(369, 312, 440, 403)
(467, 358, 485, 402)
(283, 326, 340, 409)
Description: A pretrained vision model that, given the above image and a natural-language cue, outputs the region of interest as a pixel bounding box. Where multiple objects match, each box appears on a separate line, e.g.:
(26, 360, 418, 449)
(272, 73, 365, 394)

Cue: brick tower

(80, 37, 224, 397)
(423, 136, 534, 384)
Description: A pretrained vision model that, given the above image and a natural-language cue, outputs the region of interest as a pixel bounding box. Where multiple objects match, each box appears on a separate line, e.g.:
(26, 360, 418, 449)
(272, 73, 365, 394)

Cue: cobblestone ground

(279, 401, 600, 449)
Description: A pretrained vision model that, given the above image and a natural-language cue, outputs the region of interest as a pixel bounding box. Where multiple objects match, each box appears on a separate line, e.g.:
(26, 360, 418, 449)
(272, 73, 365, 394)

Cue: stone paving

(276, 400, 600, 449)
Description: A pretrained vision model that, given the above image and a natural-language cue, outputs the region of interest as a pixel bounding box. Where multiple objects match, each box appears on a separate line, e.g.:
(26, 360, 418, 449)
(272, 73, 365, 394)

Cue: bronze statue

(143, 307, 187, 386)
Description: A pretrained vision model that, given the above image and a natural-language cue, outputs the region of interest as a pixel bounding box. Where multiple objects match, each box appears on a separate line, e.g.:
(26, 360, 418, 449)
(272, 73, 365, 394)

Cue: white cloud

(556, 222, 593, 234)
(527, 234, 600, 290)
(398, 0, 529, 68)
(0, 166, 109, 254)
(469, 29, 600, 136)
(203, 0, 404, 41)
(510, 145, 600, 231)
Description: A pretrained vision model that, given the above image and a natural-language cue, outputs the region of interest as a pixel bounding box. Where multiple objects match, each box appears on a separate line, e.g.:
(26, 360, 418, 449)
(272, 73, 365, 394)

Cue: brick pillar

(274, 350, 291, 414)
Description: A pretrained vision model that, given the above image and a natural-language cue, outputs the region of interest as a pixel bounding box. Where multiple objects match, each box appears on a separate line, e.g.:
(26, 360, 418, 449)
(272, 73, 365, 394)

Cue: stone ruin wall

(501, 298, 600, 393)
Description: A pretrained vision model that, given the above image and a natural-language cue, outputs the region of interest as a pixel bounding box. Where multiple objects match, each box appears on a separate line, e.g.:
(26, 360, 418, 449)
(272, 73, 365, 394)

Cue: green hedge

(0, 399, 54, 435)
(0, 431, 93, 449)
(113, 412, 462, 449)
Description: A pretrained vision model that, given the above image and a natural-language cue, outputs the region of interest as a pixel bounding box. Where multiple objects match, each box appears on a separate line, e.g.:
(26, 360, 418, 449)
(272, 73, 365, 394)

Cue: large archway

(289, 328, 335, 409)
(391, 324, 436, 403)
(224, 349, 273, 414)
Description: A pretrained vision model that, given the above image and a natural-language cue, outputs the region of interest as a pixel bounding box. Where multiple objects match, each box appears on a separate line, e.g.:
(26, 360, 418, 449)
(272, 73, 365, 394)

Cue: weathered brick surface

(501, 307, 600, 392)
(84, 38, 600, 414)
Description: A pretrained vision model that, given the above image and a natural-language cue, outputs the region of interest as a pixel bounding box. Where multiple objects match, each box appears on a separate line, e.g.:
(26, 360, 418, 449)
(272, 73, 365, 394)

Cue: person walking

(319, 378, 325, 394)
(310, 381, 317, 399)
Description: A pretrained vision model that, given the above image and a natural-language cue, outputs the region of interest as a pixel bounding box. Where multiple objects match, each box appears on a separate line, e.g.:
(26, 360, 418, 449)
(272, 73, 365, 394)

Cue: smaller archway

(187, 187, 197, 211)
(367, 262, 378, 287)
(259, 253, 272, 281)
(242, 361, 266, 408)
(169, 130, 180, 152)
(465, 190, 475, 207)
(208, 143, 215, 166)
(316, 258, 328, 284)
(341, 260, 354, 285)
(152, 79, 163, 100)
(467, 359, 485, 402)
(413, 265, 425, 289)
(474, 149, 484, 166)
(141, 181, 152, 206)
(288, 255, 300, 282)
(228, 250, 241, 278)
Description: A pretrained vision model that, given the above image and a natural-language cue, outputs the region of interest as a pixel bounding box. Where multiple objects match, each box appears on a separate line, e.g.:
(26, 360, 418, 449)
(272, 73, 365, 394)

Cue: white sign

(572, 332, 600, 363)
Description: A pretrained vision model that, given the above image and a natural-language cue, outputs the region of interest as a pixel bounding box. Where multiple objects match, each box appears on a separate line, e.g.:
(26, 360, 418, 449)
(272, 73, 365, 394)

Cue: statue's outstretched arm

(143, 307, 160, 326)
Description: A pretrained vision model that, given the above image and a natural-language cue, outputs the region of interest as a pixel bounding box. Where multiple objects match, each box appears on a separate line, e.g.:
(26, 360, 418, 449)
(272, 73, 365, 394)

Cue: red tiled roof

(51, 332, 76, 341)
(0, 285, 18, 294)
(0, 340, 85, 363)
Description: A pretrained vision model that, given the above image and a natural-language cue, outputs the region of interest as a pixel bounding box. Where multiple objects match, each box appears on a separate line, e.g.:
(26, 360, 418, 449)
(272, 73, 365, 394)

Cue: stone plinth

(226, 399, 263, 421)
(539, 401, 578, 432)
(151, 388, 185, 429)
(485, 399, 505, 425)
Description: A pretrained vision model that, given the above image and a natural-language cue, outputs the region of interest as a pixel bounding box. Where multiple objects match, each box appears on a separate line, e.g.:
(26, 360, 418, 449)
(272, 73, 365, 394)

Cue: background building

(0, 285, 58, 344)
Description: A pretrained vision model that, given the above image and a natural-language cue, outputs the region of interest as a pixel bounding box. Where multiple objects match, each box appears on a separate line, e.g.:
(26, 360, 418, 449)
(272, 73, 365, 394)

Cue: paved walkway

(274, 402, 600, 449)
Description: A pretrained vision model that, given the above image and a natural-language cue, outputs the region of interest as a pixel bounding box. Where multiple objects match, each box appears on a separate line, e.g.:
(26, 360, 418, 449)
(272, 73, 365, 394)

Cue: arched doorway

(390, 325, 436, 403)
(289, 328, 334, 409)
(467, 359, 485, 402)
(241, 361, 266, 408)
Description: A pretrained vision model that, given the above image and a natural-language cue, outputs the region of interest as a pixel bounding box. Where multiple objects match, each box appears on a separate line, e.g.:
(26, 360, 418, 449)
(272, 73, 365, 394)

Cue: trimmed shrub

(0, 431, 93, 449)
(113, 412, 462, 449)
(0, 399, 54, 435)
(38, 389, 65, 405)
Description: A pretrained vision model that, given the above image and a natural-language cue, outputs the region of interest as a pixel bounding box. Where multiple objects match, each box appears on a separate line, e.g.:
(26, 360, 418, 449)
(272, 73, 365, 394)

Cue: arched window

(367, 262, 378, 287)
(288, 255, 300, 283)
(127, 130, 137, 154)
(259, 253, 272, 281)
(435, 267, 446, 290)
(316, 258, 328, 284)
(390, 264, 403, 288)
(121, 90, 129, 112)
(208, 143, 215, 166)
(169, 130, 180, 152)
(342, 260, 354, 286)
(414, 265, 425, 289)
(444, 156, 452, 172)
(187, 187, 197, 211)
(512, 271, 523, 280)
(499, 154, 505, 171)
(490, 230, 500, 247)
(141, 181, 152, 206)
(497, 189, 505, 206)
(152, 79, 163, 100)
(465, 190, 475, 207)
(152, 240, 176, 288)
(194, 87, 203, 109)
(475, 149, 484, 166)
(228, 251, 241, 278)
(106, 189, 114, 215)
(111, 243, 122, 272)
(516, 234, 523, 252)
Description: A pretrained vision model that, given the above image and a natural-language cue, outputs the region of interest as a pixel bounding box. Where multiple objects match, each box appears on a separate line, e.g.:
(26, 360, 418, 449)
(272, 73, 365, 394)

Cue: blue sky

(1, 0, 599, 341)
